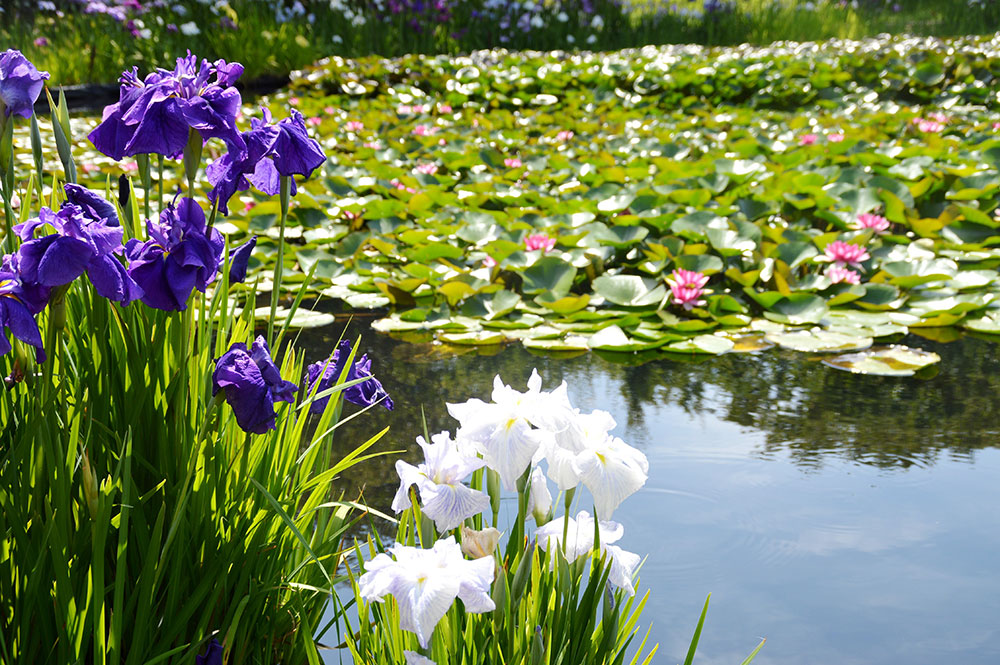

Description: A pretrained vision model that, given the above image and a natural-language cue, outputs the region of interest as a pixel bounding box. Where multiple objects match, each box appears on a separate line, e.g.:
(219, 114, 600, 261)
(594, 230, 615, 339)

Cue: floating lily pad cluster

(22, 34, 1000, 374)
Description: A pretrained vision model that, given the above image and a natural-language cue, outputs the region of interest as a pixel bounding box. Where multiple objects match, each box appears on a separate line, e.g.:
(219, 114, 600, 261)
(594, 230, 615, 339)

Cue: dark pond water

(303, 318, 1000, 665)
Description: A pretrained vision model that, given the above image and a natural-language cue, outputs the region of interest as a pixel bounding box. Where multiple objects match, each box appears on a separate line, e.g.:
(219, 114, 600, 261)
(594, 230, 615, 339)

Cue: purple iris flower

(88, 54, 246, 161)
(0, 49, 50, 119)
(0, 254, 47, 362)
(212, 337, 298, 434)
(207, 108, 326, 215)
(228, 236, 256, 283)
(304, 339, 393, 415)
(124, 197, 224, 311)
(13, 190, 142, 306)
(64, 183, 119, 225)
(195, 639, 223, 665)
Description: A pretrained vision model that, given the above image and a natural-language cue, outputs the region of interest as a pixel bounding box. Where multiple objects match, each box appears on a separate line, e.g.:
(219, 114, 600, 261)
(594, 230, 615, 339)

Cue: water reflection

(299, 323, 1000, 510)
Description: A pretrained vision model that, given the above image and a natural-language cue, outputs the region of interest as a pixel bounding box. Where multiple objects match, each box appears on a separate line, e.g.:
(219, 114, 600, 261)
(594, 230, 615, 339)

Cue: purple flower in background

(227, 236, 256, 283)
(304, 339, 393, 414)
(124, 197, 223, 311)
(213, 337, 298, 434)
(88, 54, 245, 161)
(0, 49, 50, 119)
(207, 108, 326, 215)
(0, 254, 47, 362)
(195, 640, 223, 665)
(13, 189, 142, 306)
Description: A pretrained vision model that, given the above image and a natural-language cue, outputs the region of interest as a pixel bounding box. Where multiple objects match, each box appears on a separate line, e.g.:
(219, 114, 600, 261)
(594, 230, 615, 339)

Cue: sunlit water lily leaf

(438, 331, 507, 346)
(587, 324, 669, 351)
(766, 328, 873, 353)
(522, 335, 592, 351)
(822, 345, 942, 376)
(592, 274, 666, 307)
(253, 307, 336, 329)
(665, 334, 736, 354)
(725, 333, 776, 353)
(962, 310, 1000, 334)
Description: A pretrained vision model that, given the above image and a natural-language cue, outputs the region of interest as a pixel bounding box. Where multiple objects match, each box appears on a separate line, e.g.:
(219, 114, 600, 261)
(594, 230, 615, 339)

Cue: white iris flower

(404, 652, 436, 665)
(358, 537, 496, 648)
(534, 511, 640, 596)
(447, 370, 570, 490)
(392, 431, 490, 532)
(526, 465, 552, 522)
(575, 435, 649, 520)
(542, 408, 617, 490)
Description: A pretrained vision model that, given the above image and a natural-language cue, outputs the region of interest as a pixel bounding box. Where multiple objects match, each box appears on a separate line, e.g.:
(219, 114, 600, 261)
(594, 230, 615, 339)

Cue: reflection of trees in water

(300, 320, 1000, 511)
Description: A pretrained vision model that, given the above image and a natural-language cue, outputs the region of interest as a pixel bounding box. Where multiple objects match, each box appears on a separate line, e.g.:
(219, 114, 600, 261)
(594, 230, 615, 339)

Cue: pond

(307, 322, 1000, 665)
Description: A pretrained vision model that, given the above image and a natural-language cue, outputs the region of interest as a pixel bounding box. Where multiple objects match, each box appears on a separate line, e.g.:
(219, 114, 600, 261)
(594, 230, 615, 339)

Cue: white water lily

(392, 431, 490, 531)
(534, 511, 639, 596)
(575, 435, 648, 520)
(358, 537, 495, 648)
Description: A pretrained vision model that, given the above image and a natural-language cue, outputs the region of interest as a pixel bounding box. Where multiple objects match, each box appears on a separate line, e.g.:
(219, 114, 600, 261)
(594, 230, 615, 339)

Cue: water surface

(310, 324, 1000, 665)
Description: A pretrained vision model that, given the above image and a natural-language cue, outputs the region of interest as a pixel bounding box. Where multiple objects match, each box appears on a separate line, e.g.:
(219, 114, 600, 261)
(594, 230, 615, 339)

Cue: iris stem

(0, 192, 12, 256)
(156, 155, 164, 215)
(138, 154, 151, 222)
(267, 176, 291, 345)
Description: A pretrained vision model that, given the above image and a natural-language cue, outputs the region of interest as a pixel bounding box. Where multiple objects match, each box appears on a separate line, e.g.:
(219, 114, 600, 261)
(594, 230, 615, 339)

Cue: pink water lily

(415, 163, 438, 175)
(344, 120, 364, 132)
(525, 233, 555, 252)
(823, 240, 870, 267)
(557, 130, 574, 141)
(799, 133, 818, 145)
(828, 133, 845, 142)
(391, 179, 417, 194)
(825, 266, 861, 285)
(504, 157, 523, 168)
(927, 111, 949, 124)
(483, 255, 497, 268)
(412, 124, 437, 136)
(854, 213, 890, 234)
(437, 103, 452, 114)
(915, 118, 944, 133)
(666, 269, 709, 310)
(306, 116, 321, 127)
(398, 103, 429, 115)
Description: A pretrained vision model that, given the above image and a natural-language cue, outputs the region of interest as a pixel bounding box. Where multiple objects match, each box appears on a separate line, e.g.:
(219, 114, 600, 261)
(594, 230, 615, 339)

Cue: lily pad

(665, 334, 736, 354)
(254, 307, 336, 329)
(822, 346, 942, 376)
(765, 328, 873, 353)
(592, 274, 666, 307)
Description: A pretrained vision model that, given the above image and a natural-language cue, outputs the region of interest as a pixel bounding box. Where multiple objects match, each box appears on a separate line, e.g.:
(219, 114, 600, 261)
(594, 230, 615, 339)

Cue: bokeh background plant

(2, 0, 999, 84)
